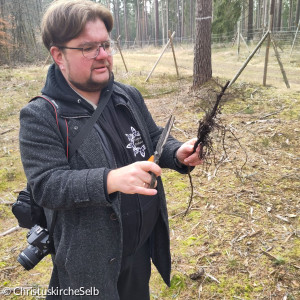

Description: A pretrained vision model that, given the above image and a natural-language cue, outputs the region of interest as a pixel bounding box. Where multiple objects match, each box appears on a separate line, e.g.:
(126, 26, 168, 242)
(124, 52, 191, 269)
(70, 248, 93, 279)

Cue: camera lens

(17, 245, 42, 270)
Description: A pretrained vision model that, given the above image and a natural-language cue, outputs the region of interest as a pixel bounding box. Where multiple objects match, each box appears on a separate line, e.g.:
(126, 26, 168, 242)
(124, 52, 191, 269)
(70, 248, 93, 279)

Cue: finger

(148, 172, 157, 189)
(188, 160, 203, 167)
(182, 145, 194, 157)
(142, 182, 150, 188)
(187, 137, 197, 145)
(138, 161, 162, 177)
(135, 186, 158, 196)
(137, 171, 154, 186)
(184, 152, 203, 166)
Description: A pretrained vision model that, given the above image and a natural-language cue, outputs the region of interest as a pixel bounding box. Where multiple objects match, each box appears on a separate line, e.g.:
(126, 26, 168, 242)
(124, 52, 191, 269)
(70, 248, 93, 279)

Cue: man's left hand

(176, 138, 203, 167)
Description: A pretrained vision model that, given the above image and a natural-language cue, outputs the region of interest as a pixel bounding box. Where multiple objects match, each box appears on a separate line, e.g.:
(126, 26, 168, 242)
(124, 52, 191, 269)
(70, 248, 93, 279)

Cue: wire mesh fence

(116, 28, 300, 55)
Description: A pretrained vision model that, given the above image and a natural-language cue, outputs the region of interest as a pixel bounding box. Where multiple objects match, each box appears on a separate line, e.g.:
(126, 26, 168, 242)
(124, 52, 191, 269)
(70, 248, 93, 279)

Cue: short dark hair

(42, 0, 113, 50)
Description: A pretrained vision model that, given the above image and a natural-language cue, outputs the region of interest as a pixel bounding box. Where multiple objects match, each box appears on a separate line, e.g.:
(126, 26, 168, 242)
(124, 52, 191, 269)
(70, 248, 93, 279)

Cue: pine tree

(193, 0, 212, 87)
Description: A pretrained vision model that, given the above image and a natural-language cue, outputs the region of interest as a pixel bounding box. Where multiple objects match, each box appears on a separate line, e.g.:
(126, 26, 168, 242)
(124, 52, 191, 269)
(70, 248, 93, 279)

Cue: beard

(64, 56, 112, 93)
(68, 67, 112, 93)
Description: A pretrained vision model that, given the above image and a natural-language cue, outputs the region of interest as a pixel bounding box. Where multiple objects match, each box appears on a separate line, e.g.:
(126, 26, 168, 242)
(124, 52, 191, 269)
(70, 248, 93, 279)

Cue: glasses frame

(58, 40, 115, 59)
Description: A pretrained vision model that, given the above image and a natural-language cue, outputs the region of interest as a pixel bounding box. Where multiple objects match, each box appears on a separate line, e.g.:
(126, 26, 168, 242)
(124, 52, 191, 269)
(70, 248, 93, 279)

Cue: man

(19, 0, 202, 299)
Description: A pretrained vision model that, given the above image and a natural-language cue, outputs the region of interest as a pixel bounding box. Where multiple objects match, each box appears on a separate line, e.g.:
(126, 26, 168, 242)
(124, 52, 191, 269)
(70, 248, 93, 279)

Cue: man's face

(59, 18, 113, 93)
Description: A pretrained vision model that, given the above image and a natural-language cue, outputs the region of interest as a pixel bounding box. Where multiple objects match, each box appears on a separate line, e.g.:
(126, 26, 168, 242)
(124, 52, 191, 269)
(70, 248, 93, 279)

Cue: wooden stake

(231, 31, 238, 47)
(290, 19, 300, 56)
(263, 32, 271, 86)
(145, 31, 176, 82)
(42, 53, 51, 69)
(228, 30, 270, 87)
(168, 30, 179, 78)
(263, 0, 275, 86)
(270, 36, 290, 88)
(116, 36, 129, 73)
(237, 21, 241, 58)
(239, 33, 250, 53)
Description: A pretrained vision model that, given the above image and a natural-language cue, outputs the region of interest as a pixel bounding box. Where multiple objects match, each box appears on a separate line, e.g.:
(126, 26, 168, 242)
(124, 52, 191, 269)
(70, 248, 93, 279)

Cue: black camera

(17, 225, 54, 270)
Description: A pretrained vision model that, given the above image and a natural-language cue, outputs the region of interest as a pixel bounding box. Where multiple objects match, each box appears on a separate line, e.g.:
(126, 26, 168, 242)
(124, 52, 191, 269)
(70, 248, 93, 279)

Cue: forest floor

(0, 44, 299, 299)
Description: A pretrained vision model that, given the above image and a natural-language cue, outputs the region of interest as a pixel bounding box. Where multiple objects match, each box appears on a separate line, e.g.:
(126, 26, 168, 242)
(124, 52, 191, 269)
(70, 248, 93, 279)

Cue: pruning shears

(147, 115, 175, 188)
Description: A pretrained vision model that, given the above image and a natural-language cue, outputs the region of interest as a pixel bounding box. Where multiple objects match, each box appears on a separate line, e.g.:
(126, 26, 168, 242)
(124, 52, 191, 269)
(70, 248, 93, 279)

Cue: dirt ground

(0, 45, 299, 299)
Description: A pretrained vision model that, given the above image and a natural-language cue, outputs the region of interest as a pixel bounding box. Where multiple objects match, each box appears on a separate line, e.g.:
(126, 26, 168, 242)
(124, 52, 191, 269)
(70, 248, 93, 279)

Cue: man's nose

(95, 46, 109, 60)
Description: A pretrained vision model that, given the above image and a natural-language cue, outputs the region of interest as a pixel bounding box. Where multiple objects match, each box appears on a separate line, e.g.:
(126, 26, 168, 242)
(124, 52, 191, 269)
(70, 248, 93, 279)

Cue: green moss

(285, 239, 300, 263)
(0, 167, 24, 192)
(160, 273, 186, 297)
(0, 261, 7, 268)
(207, 275, 258, 299)
(173, 181, 188, 190)
(183, 236, 198, 247)
(244, 105, 255, 114)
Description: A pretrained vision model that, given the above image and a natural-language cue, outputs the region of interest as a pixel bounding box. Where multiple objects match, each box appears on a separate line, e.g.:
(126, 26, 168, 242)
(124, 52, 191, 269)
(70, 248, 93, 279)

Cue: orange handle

(147, 155, 156, 188)
(148, 155, 154, 162)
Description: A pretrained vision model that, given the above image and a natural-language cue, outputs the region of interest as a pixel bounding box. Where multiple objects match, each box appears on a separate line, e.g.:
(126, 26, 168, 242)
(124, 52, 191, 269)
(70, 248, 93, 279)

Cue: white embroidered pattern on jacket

(125, 127, 146, 157)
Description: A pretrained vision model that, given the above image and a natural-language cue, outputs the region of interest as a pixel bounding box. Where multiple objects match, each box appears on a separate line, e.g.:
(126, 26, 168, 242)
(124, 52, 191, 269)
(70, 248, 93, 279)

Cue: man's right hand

(107, 161, 162, 196)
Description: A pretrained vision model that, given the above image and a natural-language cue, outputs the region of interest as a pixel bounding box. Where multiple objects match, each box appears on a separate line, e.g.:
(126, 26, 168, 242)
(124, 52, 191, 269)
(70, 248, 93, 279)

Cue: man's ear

(50, 46, 65, 70)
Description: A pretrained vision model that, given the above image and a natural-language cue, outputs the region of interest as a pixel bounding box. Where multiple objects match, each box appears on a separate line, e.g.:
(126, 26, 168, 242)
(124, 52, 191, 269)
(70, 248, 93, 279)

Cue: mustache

(92, 60, 111, 68)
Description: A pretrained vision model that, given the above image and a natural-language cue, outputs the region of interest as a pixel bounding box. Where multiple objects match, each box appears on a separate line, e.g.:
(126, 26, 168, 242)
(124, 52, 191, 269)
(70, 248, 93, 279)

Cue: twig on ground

(144, 89, 176, 98)
(0, 226, 20, 237)
(259, 106, 285, 119)
(0, 201, 14, 206)
(274, 214, 291, 224)
(0, 128, 15, 135)
(261, 248, 278, 262)
(205, 273, 220, 284)
(248, 230, 263, 238)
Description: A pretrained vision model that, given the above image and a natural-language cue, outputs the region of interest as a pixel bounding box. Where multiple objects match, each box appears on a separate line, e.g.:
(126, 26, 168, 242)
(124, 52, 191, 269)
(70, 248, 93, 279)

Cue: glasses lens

(102, 41, 115, 56)
(82, 44, 99, 59)
(82, 42, 115, 59)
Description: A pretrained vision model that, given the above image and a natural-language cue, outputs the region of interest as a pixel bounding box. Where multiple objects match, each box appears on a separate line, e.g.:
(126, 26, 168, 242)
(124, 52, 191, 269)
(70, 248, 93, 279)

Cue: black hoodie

(43, 64, 161, 258)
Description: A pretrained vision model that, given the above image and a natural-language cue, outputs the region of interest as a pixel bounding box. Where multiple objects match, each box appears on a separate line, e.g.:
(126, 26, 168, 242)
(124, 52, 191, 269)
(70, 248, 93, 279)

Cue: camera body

(17, 224, 54, 270)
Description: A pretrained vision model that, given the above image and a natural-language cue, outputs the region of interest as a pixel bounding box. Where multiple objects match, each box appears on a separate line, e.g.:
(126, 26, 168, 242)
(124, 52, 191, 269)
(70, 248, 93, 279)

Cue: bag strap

(68, 76, 114, 158)
(32, 96, 70, 158)
(32, 76, 114, 237)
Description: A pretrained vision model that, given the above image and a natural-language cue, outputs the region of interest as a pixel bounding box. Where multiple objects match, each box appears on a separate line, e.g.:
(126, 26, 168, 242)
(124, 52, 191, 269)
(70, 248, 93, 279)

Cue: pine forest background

(0, 0, 300, 64)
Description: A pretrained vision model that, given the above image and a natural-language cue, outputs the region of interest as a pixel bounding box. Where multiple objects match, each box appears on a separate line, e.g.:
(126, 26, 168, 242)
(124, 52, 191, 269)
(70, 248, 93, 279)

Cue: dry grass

(0, 44, 299, 299)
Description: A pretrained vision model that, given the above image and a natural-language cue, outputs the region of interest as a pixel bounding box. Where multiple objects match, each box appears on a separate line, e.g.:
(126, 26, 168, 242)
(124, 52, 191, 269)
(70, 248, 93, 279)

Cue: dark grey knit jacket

(19, 64, 189, 299)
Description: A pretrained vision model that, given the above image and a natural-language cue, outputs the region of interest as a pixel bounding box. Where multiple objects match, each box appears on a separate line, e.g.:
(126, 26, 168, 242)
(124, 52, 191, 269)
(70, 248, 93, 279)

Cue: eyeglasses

(58, 41, 115, 59)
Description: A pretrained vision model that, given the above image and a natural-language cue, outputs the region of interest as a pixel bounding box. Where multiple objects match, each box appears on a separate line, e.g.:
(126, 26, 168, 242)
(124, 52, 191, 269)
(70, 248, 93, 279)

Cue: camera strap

(49, 76, 114, 237)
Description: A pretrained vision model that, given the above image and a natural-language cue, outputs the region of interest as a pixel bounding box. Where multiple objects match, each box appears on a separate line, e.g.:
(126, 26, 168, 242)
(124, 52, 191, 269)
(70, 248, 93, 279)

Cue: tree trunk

(193, 0, 212, 88)
(161, 0, 164, 44)
(177, 0, 181, 41)
(154, 0, 159, 46)
(166, 0, 169, 34)
(190, 0, 193, 40)
(144, 0, 148, 43)
(288, 0, 293, 29)
(241, 0, 246, 33)
(141, 0, 145, 44)
(247, 0, 253, 42)
(123, 0, 129, 47)
(296, 0, 300, 25)
(113, 0, 120, 38)
(135, 0, 140, 45)
(181, 0, 184, 42)
(256, 0, 261, 29)
(276, 0, 282, 31)
(263, 0, 269, 30)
